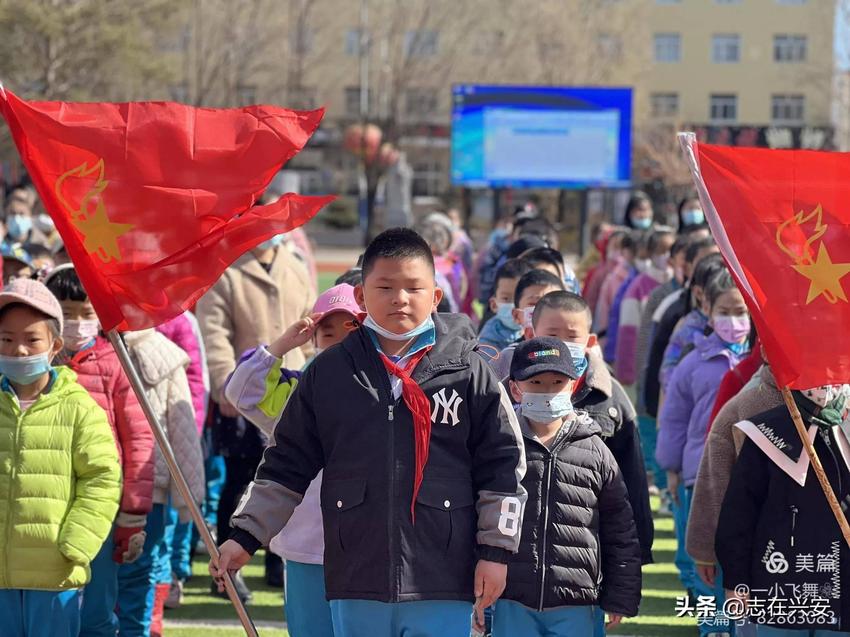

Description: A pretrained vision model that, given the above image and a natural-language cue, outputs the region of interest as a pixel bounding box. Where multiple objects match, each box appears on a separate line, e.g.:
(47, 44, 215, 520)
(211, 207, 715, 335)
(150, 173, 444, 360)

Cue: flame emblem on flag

(54, 159, 134, 263)
(776, 205, 850, 304)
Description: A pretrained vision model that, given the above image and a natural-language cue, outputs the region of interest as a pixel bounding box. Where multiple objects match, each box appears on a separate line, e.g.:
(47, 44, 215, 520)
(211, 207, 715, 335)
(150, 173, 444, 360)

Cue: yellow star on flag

(72, 202, 134, 263)
(791, 242, 850, 304)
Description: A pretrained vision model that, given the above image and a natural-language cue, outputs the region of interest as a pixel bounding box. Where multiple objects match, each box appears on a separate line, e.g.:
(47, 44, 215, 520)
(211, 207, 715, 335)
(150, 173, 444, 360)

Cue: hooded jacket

(503, 412, 642, 615)
(573, 351, 654, 565)
(660, 309, 708, 390)
(124, 330, 205, 521)
(230, 313, 527, 602)
(68, 337, 154, 516)
(156, 311, 209, 434)
(0, 367, 121, 590)
(489, 346, 654, 564)
(656, 333, 746, 487)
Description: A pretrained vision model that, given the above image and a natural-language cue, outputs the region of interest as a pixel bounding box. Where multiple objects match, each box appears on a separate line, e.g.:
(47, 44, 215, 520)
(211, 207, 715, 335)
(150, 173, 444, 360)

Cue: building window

(290, 28, 313, 56)
(288, 86, 317, 110)
(712, 34, 740, 63)
(772, 94, 805, 123)
(774, 34, 807, 62)
(236, 84, 256, 106)
(412, 156, 444, 196)
(651, 92, 679, 117)
(597, 33, 623, 60)
(710, 94, 737, 122)
(344, 87, 372, 116)
(345, 28, 369, 56)
(404, 30, 439, 57)
(654, 33, 681, 62)
(405, 87, 439, 119)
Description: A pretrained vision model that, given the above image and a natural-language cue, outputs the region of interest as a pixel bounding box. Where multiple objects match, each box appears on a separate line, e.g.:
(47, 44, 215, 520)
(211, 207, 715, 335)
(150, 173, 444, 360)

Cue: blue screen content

(451, 85, 632, 188)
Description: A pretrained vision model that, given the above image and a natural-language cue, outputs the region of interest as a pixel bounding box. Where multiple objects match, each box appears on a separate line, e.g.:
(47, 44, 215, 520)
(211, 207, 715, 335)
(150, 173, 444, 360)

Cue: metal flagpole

(106, 330, 260, 637)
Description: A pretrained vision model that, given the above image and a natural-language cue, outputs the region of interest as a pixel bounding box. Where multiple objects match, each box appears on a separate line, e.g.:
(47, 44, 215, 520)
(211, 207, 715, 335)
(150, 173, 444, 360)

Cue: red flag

(681, 134, 850, 388)
(0, 88, 334, 331)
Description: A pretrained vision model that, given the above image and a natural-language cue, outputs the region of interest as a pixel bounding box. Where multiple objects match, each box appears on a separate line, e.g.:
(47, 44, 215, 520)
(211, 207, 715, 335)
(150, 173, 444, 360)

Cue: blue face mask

(6, 214, 32, 241)
(681, 208, 705, 226)
(632, 217, 652, 230)
(0, 352, 52, 385)
(563, 341, 589, 377)
(364, 314, 435, 342)
(520, 391, 574, 422)
(495, 302, 520, 330)
(257, 234, 285, 251)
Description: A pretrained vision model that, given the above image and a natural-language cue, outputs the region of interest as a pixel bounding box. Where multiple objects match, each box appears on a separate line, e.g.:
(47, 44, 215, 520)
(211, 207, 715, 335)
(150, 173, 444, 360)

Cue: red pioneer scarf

(379, 347, 432, 522)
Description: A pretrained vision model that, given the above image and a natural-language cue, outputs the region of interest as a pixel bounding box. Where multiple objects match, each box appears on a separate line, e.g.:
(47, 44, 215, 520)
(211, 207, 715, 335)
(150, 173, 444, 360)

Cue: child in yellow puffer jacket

(0, 278, 121, 637)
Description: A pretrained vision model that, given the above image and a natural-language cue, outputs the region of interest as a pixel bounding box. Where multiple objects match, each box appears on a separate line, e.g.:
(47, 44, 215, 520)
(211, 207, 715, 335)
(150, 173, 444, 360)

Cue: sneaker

(210, 571, 252, 604)
(164, 578, 184, 609)
(657, 489, 673, 516)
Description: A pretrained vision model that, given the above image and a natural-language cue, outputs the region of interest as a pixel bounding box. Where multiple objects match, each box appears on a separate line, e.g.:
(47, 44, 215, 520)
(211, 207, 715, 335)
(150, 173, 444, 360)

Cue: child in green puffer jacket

(0, 278, 121, 637)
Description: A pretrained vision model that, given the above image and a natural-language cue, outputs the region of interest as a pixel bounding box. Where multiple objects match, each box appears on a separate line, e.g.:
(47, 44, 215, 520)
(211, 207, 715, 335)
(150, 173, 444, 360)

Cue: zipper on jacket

(3, 405, 21, 588)
(387, 398, 396, 601)
(790, 505, 798, 548)
(538, 453, 554, 612)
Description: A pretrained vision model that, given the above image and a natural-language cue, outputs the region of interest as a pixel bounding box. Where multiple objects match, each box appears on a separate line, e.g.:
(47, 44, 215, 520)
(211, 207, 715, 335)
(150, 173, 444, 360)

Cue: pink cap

(0, 277, 64, 333)
(312, 284, 362, 323)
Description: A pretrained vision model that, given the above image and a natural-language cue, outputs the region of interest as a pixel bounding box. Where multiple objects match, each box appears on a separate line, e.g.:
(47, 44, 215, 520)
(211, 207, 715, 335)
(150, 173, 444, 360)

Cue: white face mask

(363, 314, 435, 341)
(63, 319, 100, 352)
(651, 254, 669, 271)
(520, 307, 535, 329)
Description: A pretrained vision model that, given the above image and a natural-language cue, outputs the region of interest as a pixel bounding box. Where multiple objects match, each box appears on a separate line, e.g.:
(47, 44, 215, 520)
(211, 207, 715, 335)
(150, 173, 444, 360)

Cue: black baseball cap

(510, 337, 579, 381)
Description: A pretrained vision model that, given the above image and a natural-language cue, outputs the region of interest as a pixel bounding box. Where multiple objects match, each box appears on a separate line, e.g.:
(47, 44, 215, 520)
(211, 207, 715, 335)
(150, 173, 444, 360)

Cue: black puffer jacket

(502, 411, 642, 615)
(717, 396, 850, 630)
(573, 352, 654, 565)
(230, 313, 527, 603)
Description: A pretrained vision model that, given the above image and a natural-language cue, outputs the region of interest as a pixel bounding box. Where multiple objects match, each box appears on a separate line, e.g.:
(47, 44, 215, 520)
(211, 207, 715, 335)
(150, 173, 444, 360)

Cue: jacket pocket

(321, 480, 367, 552)
(415, 481, 475, 553)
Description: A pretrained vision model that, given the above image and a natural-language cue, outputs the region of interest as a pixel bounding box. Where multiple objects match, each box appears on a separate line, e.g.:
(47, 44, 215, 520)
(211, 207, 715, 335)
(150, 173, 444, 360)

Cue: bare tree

(634, 122, 692, 189)
(0, 0, 183, 101)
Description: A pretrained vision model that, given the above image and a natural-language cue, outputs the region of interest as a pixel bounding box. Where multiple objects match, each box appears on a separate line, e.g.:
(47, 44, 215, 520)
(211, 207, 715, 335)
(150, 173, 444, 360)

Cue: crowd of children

(3, 180, 850, 637)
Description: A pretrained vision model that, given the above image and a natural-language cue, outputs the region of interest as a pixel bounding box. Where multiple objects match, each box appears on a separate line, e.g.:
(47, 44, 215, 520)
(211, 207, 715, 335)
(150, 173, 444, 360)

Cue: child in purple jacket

(655, 268, 751, 636)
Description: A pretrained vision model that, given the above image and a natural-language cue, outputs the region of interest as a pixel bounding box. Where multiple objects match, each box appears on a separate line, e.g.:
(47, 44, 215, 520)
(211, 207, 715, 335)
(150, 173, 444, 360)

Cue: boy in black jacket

(494, 337, 641, 636)
(532, 291, 654, 566)
(212, 228, 527, 637)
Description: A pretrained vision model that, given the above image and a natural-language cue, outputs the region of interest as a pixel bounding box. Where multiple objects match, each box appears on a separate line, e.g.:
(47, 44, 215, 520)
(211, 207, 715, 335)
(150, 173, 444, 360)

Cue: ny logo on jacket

(431, 388, 463, 426)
